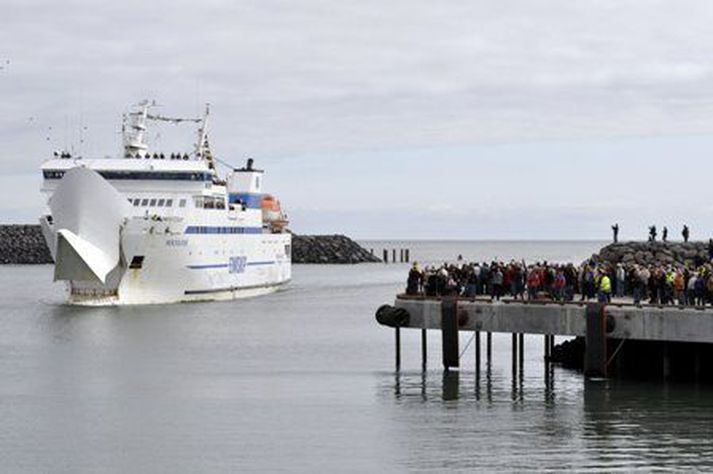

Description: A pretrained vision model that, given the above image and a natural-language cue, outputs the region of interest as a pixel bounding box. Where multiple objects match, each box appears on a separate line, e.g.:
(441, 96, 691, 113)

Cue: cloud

(4, 1, 713, 237)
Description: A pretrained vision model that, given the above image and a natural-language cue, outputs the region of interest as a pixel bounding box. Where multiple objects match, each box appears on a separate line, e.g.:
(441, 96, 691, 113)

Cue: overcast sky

(3, 0, 713, 239)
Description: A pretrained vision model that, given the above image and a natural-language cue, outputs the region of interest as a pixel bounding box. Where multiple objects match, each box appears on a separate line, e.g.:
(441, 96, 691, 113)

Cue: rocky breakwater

(0, 225, 53, 264)
(0, 225, 381, 265)
(291, 234, 381, 264)
(592, 241, 712, 267)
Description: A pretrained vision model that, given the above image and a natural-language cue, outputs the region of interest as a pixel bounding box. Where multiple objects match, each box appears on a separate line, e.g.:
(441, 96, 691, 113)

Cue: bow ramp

(47, 167, 130, 284)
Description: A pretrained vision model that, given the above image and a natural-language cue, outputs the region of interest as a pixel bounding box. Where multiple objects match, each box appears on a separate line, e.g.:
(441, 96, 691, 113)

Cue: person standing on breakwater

(682, 225, 690, 243)
(663, 226, 669, 242)
(649, 225, 657, 242)
(612, 223, 619, 243)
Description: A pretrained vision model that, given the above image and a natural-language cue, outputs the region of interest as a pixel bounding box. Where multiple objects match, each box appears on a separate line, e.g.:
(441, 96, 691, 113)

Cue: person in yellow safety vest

(597, 272, 612, 303)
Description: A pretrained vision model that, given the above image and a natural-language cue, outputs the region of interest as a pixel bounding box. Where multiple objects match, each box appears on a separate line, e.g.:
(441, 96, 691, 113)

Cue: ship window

(166, 199, 173, 207)
(133, 199, 141, 207)
(193, 197, 204, 208)
(179, 199, 186, 208)
(205, 198, 215, 209)
(141, 199, 149, 206)
(149, 198, 157, 207)
(158, 198, 166, 207)
(216, 199, 225, 210)
(129, 256, 145, 269)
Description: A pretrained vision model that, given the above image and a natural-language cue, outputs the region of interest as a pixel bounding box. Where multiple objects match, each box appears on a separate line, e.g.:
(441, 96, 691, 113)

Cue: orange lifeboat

(261, 194, 288, 232)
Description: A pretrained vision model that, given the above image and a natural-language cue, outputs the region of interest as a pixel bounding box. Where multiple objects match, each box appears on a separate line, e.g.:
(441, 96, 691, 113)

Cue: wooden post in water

(584, 303, 607, 378)
(544, 334, 551, 361)
(544, 334, 551, 384)
(487, 332, 492, 365)
(475, 330, 481, 377)
(511, 333, 518, 378)
(421, 329, 427, 372)
(395, 327, 401, 372)
(441, 297, 460, 370)
(518, 333, 524, 374)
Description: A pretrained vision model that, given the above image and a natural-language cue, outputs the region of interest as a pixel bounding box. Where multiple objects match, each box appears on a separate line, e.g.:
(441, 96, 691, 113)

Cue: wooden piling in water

(421, 329, 427, 372)
(487, 332, 492, 365)
(584, 303, 607, 378)
(518, 333, 524, 374)
(512, 333, 518, 377)
(395, 327, 401, 372)
(544, 334, 550, 360)
(475, 330, 481, 377)
(441, 298, 459, 370)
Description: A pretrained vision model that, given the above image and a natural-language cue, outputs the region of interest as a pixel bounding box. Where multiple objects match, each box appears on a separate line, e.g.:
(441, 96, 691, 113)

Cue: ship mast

(122, 100, 152, 157)
(121, 101, 215, 172)
(195, 104, 216, 171)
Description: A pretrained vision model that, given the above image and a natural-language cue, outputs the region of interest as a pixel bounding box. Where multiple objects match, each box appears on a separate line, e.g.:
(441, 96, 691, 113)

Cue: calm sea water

(2, 241, 713, 472)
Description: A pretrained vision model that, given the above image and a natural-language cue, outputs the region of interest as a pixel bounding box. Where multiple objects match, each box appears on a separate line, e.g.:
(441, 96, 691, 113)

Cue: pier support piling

(405, 249, 410, 263)
(383, 249, 388, 263)
(421, 329, 427, 372)
(584, 303, 608, 378)
(392, 249, 397, 264)
(441, 297, 460, 370)
(544, 334, 551, 361)
(512, 333, 518, 377)
(395, 327, 401, 372)
(518, 333, 524, 374)
(487, 332, 492, 365)
(475, 330, 481, 377)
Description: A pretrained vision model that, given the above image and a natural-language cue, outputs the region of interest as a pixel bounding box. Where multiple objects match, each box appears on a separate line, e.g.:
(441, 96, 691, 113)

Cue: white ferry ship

(39, 101, 291, 305)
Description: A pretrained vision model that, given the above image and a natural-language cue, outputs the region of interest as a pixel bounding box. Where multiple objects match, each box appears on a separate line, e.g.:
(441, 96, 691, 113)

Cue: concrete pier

(392, 296, 713, 344)
(377, 295, 713, 381)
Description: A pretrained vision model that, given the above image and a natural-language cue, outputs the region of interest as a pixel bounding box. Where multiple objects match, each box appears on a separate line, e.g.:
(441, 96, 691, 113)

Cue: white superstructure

(40, 101, 291, 305)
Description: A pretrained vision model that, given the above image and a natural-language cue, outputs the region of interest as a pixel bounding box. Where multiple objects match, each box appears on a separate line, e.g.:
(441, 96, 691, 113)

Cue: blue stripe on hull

(186, 263, 230, 269)
(186, 261, 277, 270)
(184, 226, 263, 234)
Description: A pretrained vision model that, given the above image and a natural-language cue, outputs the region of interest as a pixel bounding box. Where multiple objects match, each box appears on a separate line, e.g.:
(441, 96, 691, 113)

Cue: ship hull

(41, 166, 292, 306)
(62, 226, 292, 306)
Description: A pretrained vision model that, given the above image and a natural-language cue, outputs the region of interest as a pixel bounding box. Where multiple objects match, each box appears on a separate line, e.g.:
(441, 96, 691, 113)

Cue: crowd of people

(406, 257, 713, 306)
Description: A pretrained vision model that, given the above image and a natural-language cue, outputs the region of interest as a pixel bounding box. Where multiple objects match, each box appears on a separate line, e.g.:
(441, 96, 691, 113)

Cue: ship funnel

(47, 167, 130, 284)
